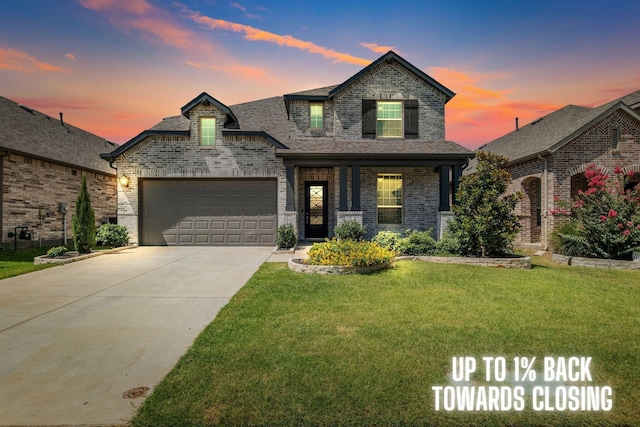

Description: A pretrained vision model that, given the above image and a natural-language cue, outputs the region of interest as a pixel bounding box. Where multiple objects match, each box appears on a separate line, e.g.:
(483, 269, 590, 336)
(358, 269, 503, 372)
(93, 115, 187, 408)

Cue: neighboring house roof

(477, 89, 640, 165)
(0, 95, 117, 175)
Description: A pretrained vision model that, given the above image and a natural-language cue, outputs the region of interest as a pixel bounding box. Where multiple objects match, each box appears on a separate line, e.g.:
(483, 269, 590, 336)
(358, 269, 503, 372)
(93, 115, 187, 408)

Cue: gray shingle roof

(0, 95, 117, 175)
(478, 89, 640, 164)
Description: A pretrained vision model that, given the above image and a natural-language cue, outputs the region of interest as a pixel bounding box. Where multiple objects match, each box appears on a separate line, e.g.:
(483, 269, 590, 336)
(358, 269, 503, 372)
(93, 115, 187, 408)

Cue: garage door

(141, 179, 277, 246)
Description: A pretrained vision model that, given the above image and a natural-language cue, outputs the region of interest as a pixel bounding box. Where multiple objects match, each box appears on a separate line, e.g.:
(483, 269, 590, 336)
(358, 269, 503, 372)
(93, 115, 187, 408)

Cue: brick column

(439, 165, 450, 211)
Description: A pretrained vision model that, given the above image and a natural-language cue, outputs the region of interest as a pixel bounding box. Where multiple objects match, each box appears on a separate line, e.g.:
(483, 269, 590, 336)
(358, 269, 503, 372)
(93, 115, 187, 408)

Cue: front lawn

(132, 257, 640, 426)
(0, 246, 55, 279)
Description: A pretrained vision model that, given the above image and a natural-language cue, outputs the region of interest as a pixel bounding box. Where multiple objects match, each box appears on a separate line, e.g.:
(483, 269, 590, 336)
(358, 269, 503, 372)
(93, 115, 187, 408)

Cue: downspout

(538, 154, 549, 251)
(0, 150, 8, 249)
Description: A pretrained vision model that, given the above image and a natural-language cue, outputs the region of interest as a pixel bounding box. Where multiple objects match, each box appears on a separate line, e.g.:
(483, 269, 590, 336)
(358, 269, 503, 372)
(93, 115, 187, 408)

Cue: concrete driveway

(0, 246, 273, 426)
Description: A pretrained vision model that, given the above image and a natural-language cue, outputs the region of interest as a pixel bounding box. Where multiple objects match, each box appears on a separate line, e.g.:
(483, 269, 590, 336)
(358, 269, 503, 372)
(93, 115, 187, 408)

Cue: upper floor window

(310, 103, 323, 130)
(362, 99, 418, 139)
(376, 101, 403, 138)
(200, 117, 216, 146)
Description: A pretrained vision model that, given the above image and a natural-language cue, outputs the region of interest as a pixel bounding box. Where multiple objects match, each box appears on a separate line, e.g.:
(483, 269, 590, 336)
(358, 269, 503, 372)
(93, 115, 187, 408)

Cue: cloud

(0, 46, 72, 73)
(230, 2, 246, 12)
(255, 5, 271, 13)
(12, 96, 103, 111)
(185, 60, 203, 68)
(65, 53, 77, 62)
(178, 4, 371, 66)
(360, 42, 395, 54)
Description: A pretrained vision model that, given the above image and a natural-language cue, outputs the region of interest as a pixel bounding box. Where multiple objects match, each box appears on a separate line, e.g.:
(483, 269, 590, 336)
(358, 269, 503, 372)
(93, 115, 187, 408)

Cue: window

(362, 100, 417, 139)
(200, 117, 216, 146)
(376, 101, 403, 138)
(377, 174, 402, 224)
(310, 103, 323, 130)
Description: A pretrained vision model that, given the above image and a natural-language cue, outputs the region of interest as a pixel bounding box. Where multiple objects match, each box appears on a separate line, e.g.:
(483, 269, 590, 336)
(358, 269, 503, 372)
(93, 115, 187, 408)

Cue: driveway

(0, 246, 272, 426)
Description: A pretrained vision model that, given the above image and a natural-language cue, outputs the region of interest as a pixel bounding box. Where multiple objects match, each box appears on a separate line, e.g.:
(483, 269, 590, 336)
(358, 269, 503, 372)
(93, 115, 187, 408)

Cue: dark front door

(305, 181, 328, 239)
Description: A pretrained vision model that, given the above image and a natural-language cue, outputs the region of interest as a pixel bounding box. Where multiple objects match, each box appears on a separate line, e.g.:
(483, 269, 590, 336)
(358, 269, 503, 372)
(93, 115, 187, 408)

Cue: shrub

(551, 164, 640, 259)
(449, 152, 522, 257)
(96, 223, 130, 248)
(72, 174, 96, 254)
(435, 231, 460, 255)
(550, 219, 584, 256)
(371, 230, 403, 251)
(333, 220, 366, 241)
(276, 224, 297, 249)
(306, 239, 395, 268)
(47, 246, 68, 258)
(396, 229, 437, 256)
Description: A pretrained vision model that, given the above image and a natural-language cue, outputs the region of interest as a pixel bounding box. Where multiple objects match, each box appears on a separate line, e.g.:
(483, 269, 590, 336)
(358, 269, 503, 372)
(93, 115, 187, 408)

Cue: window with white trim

(310, 103, 323, 130)
(200, 117, 216, 146)
(377, 173, 402, 224)
(376, 101, 403, 138)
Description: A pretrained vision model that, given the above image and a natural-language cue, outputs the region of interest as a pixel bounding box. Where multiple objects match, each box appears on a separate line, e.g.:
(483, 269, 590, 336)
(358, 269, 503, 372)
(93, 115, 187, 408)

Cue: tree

(72, 174, 96, 253)
(449, 152, 522, 257)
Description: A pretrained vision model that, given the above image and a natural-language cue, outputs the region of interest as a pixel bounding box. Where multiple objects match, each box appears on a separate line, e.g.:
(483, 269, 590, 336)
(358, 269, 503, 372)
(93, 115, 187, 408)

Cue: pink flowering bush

(551, 164, 640, 259)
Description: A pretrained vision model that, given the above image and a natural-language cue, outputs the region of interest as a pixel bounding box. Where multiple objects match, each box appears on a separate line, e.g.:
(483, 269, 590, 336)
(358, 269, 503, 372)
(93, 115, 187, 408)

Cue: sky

(1, 0, 640, 150)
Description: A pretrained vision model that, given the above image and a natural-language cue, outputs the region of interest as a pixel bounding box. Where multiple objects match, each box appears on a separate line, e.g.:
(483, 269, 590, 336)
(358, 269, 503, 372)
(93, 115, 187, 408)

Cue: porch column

(439, 165, 450, 211)
(286, 165, 295, 211)
(351, 165, 361, 211)
(339, 165, 348, 211)
(452, 164, 462, 206)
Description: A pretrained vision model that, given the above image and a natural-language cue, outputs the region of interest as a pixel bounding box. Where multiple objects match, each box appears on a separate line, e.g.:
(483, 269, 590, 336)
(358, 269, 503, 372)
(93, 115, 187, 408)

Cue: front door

(305, 181, 328, 239)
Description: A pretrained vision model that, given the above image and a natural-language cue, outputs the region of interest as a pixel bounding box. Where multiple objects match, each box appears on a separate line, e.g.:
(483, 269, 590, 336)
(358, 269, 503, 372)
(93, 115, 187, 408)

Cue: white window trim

(376, 101, 403, 139)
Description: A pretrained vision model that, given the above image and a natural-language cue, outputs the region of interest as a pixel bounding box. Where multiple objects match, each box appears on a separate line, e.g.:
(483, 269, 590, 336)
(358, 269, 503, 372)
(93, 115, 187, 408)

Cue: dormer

(181, 92, 239, 147)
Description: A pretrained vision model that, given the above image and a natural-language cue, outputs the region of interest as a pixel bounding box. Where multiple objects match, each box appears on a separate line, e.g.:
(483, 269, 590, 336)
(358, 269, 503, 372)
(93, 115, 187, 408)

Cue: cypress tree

(72, 174, 96, 253)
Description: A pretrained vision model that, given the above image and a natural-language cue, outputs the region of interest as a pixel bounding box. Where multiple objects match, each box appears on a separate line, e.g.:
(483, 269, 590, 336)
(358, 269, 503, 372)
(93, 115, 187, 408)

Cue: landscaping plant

(450, 152, 522, 257)
(96, 223, 130, 248)
(72, 174, 96, 254)
(551, 164, 640, 259)
(306, 239, 395, 267)
(395, 229, 437, 255)
(333, 220, 366, 241)
(46, 246, 68, 258)
(276, 223, 297, 249)
(371, 230, 402, 251)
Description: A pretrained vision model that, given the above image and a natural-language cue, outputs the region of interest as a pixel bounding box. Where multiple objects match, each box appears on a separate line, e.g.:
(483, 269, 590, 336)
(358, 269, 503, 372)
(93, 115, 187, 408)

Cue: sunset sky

(2, 0, 640, 149)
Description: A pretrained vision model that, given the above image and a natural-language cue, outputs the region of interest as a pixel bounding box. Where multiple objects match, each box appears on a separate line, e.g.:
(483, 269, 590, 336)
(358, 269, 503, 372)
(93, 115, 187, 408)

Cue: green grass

(0, 246, 56, 279)
(132, 257, 640, 427)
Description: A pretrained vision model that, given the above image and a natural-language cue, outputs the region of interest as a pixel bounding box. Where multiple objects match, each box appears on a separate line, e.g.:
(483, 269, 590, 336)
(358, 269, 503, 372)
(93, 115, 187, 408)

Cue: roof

(477, 89, 640, 164)
(0, 95, 117, 175)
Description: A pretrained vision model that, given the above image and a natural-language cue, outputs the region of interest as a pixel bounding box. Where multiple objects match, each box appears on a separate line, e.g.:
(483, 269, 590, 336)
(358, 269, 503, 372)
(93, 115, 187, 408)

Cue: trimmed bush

(46, 246, 68, 258)
(96, 223, 130, 248)
(396, 229, 437, 256)
(435, 231, 460, 255)
(333, 220, 366, 241)
(371, 230, 402, 251)
(276, 224, 297, 249)
(72, 174, 96, 254)
(306, 239, 395, 267)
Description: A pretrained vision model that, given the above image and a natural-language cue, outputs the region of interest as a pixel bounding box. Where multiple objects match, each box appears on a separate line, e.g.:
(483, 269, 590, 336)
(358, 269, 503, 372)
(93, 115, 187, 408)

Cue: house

(474, 89, 640, 249)
(0, 95, 118, 249)
(101, 51, 473, 246)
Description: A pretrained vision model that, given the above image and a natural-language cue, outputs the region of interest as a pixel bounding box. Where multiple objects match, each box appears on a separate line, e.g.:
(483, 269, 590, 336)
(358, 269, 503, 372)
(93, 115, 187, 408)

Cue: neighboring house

(474, 89, 640, 249)
(0, 95, 118, 249)
(101, 51, 473, 246)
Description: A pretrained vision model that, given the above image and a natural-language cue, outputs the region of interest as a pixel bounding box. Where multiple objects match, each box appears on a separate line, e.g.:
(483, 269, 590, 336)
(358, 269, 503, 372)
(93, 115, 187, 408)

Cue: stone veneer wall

(2, 153, 116, 248)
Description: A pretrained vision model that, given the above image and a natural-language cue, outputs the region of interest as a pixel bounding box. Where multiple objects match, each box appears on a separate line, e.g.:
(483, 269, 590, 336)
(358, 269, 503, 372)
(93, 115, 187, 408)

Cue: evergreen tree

(72, 174, 96, 253)
(450, 152, 522, 257)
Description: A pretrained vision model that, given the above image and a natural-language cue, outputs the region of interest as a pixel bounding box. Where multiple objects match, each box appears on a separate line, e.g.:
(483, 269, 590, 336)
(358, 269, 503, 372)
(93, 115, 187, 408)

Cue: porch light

(119, 175, 130, 187)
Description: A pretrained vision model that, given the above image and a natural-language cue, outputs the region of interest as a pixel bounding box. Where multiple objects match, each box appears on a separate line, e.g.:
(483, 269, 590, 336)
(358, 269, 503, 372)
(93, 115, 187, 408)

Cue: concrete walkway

(0, 246, 272, 426)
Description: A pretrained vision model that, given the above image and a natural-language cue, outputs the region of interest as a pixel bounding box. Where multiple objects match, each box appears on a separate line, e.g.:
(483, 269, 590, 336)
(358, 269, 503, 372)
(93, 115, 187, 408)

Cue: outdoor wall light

(119, 175, 130, 187)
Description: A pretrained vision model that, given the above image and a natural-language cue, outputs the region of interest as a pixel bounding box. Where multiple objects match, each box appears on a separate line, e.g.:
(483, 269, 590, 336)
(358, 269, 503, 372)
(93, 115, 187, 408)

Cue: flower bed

(404, 255, 532, 269)
(288, 258, 390, 275)
(34, 245, 133, 265)
(551, 253, 640, 270)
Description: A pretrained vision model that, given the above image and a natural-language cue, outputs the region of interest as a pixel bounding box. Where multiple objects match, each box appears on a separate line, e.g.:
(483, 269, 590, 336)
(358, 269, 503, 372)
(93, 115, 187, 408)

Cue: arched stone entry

(521, 177, 541, 243)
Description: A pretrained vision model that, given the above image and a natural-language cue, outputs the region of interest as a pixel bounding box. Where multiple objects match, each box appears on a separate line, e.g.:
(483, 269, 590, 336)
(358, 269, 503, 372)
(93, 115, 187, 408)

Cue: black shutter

(404, 99, 418, 139)
(362, 100, 376, 139)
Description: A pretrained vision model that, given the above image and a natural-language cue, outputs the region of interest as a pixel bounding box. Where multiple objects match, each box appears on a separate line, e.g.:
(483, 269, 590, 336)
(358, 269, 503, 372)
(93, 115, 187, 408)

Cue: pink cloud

(65, 53, 77, 62)
(360, 42, 395, 54)
(179, 4, 371, 66)
(0, 47, 72, 74)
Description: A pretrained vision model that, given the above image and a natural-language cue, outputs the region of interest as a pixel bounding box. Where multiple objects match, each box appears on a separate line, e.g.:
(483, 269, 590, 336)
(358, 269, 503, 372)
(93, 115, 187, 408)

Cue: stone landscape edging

(400, 255, 532, 269)
(551, 253, 640, 270)
(288, 258, 389, 275)
(34, 245, 135, 265)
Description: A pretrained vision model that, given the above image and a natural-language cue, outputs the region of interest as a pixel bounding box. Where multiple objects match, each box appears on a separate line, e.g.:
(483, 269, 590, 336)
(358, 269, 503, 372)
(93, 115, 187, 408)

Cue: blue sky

(1, 0, 639, 147)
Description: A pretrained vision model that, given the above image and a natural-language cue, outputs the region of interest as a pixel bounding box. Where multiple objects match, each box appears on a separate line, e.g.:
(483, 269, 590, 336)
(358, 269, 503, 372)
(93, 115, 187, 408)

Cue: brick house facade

(102, 51, 473, 246)
(0, 95, 118, 249)
(475, 90, 640, 249)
